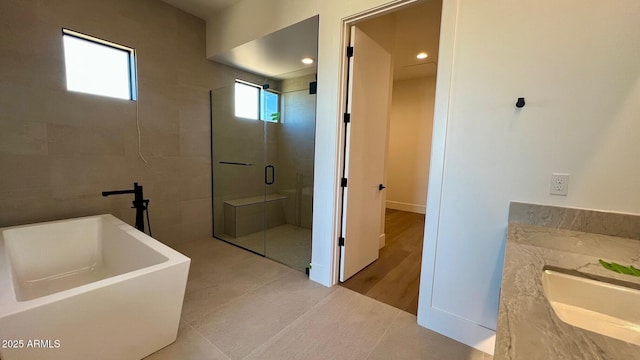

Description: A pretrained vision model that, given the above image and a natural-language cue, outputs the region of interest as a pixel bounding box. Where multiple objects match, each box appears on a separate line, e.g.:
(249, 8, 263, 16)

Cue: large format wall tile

(0, 0, 221, 243)
(0, 122, 48, 156)
(47, 124, 125, 156)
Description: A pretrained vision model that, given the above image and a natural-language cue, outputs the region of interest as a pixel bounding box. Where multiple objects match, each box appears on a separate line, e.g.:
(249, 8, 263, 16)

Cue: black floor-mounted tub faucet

(102, 182, 150, 235)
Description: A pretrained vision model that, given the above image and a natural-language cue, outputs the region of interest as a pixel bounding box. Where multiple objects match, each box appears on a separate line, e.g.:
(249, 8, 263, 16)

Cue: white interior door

(339, 26, 392, 282)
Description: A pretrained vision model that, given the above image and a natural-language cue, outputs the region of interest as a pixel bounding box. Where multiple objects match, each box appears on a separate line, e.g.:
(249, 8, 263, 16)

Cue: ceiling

(160, 0, 318, 80)
(212, 16, 319, 80)
(358, 0, 442, 80)
(160, 0, 440, 81)
(160, 0, 241, 19)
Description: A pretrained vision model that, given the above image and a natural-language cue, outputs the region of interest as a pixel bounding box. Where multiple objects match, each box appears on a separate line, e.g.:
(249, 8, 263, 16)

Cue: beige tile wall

(0, 0, 233, 246)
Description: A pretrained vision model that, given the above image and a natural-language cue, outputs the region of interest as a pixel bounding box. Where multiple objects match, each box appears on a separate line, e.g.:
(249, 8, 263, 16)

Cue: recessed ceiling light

(417, 52, 428, 60)
(302, 57, 314, 65)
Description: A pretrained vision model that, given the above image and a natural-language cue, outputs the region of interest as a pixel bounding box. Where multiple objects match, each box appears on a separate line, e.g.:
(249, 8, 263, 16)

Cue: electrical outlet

(550, 173, 570, 196)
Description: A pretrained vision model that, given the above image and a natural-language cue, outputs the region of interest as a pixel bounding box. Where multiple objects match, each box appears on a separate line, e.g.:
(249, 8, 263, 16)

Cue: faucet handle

(131, 199, 149, 210)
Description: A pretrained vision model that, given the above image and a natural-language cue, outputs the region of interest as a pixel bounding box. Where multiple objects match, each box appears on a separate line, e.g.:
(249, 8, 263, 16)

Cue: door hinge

(340, 178, 348, 187)
(343, 113, 351, 123)
(338, 237, 345, 246)
(346, 46, 354, 58)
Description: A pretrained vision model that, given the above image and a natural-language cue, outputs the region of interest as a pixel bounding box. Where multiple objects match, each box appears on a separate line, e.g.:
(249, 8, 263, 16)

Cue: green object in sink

(599, 259, 640, 276)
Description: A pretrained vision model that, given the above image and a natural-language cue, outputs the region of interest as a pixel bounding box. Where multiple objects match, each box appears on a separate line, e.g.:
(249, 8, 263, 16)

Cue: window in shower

(234, 80, 280, 122)
(261, 90, 280, 122)
(62, 28, 137, 101)
(234, 81, 259, 119)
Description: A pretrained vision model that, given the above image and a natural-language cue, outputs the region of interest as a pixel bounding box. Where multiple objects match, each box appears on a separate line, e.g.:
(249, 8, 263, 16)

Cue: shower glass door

(211, 74, 316, 272)
(211, 82, 268, 255)
(263, 72, 316, 272)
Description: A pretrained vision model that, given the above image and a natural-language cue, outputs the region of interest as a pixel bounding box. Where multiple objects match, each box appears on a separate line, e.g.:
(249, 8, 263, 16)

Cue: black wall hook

(516, 97, 526, 108)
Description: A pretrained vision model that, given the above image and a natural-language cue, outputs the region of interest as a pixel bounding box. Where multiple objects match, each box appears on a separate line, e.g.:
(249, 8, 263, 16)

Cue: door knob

(378, 184, 386, 190)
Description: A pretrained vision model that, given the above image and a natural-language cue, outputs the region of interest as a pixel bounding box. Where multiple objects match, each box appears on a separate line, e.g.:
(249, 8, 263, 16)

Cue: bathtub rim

(0, 214, 190, 318)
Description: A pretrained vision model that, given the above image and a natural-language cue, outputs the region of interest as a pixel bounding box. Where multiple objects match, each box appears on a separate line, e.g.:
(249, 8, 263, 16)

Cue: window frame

(62, 28, 137, 101)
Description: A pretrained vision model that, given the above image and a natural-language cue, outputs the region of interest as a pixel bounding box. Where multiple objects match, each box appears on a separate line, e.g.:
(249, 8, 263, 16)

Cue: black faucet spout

(102, 189, 135, 196)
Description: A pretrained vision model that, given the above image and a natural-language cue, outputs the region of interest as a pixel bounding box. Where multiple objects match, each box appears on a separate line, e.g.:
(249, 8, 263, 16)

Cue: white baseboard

(418, 305, 496, 355)
(378, 233, 385, 249)
(386, 200, 426, 214)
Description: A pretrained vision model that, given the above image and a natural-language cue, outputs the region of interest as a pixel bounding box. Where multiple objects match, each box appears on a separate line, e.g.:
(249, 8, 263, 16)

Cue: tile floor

(145, 237, 493, 360)
(217, 224, 312, 272)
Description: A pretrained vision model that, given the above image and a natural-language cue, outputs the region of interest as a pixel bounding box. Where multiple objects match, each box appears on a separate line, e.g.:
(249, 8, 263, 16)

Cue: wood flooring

(340, 208, 425, 315)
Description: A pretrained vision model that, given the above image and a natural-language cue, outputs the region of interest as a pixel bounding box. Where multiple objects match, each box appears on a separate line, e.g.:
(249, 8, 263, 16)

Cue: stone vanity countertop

(495, 223, 640, 360)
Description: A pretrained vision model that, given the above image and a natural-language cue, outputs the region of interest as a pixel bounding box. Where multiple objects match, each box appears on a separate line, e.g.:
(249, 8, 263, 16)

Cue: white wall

(386, 76, 435, 214)
(355, 13, 396, 54)
(204, 0, 640, 355)
(421, 0, 640, 353)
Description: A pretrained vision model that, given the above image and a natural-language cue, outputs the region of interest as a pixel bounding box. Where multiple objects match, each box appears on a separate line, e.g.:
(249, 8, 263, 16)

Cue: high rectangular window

(234, 81, 260, 119)
(62, 29, 137, 100)
(234, 80, 280, 122)
(261, 90, 280, 122)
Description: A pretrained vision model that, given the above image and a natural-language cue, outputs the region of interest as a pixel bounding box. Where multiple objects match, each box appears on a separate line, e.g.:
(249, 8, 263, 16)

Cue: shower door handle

(265, 165, 275, 185)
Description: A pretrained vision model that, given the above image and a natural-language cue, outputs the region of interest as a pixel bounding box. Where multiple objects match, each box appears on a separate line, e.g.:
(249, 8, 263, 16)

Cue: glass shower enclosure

(210, 74, 316, 272)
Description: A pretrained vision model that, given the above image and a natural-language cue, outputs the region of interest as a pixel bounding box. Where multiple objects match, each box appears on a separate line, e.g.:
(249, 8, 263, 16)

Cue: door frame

(331, 0, 489, 350)
(333, 0, 422, 285)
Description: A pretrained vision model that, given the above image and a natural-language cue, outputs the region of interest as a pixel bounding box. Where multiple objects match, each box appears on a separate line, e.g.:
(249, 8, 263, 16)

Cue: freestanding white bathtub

(0, 214, 191, 360)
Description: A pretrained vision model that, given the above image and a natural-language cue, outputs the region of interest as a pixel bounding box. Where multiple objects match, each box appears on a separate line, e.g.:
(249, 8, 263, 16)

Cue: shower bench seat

(223, 194, 287, 237)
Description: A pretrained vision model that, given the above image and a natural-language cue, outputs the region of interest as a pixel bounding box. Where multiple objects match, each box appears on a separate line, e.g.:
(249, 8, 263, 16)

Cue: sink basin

(542, 269, 640, 345)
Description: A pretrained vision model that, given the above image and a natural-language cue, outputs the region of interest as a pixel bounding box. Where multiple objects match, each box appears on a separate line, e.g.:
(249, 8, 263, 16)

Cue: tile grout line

(363, 309, 402, 360)
(185, 266, 296, 327)
(240, 286, 340, 360)
(184, 267, 302, 357)
(181, 320, 232, 360)
(183, 258, 298, 358)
